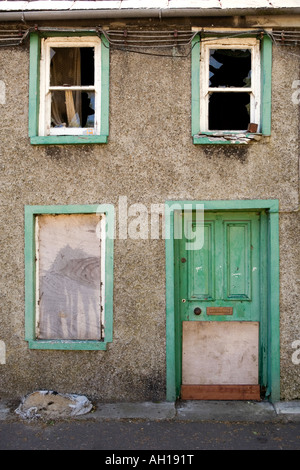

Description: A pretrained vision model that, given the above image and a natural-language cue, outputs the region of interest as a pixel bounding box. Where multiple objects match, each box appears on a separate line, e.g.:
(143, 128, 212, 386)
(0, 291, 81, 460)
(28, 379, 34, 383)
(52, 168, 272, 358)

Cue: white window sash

(200, 37, 261, 133)
(49, 128, 96, 136)
(39, 36, 101, 137)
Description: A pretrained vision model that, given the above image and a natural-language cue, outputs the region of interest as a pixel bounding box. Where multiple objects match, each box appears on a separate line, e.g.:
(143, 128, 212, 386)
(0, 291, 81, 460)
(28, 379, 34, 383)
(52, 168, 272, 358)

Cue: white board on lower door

(182, 321, 259, 385)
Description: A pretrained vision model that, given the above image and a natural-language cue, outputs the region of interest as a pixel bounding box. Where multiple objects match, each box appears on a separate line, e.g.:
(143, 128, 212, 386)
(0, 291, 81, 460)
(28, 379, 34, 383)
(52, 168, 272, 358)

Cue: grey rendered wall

(0, 24, 299, 401)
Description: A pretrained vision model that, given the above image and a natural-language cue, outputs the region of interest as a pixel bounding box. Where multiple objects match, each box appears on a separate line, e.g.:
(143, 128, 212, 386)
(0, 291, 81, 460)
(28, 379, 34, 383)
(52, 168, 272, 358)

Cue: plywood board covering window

(36, 213, 104, 341)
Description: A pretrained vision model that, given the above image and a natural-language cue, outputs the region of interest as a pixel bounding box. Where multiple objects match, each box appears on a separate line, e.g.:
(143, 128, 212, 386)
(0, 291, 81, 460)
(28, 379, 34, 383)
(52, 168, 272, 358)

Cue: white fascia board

(221, 0, 300, 9)
(221, 0, 272, 8)
(263, 0, 300, 7)
(0, 1, 217, 12)
(119, 0, 219, 8)
(0, 1, 27, 11)
(0, 0, 299, 14)
(70, 1, 122, 11)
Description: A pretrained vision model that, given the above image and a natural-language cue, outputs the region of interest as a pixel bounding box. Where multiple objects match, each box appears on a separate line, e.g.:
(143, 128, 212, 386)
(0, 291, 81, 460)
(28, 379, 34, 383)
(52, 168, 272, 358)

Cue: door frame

(165, 199, 280, 403)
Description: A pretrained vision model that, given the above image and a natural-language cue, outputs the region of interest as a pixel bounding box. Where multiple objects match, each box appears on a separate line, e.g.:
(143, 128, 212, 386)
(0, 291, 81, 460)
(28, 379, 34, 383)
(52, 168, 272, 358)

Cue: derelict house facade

(0, 1, 299, 404)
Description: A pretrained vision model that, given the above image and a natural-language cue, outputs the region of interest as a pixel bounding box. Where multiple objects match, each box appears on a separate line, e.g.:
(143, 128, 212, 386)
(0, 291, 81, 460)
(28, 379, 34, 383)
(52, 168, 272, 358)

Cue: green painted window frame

(28, 32, 109, 145)
(165, 199, 280, 402)
(191, 33, 272, 144)
(25, 204, 114, 350)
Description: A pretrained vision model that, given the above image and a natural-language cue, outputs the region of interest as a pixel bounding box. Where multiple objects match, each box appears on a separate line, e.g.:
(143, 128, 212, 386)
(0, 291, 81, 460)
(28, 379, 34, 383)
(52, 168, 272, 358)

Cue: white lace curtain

(50, 47, 82, 128)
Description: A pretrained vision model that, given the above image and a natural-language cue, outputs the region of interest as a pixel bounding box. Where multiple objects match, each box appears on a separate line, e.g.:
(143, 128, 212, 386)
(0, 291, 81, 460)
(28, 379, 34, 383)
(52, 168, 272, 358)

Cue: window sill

(193, 132, 268, 145)
(30, 135, 108, 145)
(28, 339, 108, 350)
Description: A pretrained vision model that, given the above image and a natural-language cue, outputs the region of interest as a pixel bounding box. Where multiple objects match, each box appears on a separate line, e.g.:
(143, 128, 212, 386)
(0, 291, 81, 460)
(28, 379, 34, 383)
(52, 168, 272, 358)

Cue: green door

(178, 211, 267, 400)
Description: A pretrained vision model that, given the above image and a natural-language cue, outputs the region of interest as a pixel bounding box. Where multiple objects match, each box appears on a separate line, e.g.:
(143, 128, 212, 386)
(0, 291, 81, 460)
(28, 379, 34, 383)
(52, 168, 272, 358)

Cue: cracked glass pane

(209, 49, 251, 88)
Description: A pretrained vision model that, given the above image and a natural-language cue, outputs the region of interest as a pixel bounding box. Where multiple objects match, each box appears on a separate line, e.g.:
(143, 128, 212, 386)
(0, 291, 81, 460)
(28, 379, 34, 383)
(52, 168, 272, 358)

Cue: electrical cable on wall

(1, 26, 300, 52)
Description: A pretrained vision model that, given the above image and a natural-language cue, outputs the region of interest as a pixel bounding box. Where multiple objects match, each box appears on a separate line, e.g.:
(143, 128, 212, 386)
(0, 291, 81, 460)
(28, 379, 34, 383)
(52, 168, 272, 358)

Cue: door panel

(188, 222, 214, 300)
(224, 221, 251, 300)
(179, 211, 262, 400)
(181, 212, 260, 322)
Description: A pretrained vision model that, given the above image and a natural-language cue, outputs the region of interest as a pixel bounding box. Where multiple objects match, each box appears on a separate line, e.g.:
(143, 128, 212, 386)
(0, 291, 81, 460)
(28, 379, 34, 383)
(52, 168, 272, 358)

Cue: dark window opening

(80, 47, 95, 87)
(209, 49, 252, 88)
(208, 48, 252, 131)
(208, 92, 250, 131)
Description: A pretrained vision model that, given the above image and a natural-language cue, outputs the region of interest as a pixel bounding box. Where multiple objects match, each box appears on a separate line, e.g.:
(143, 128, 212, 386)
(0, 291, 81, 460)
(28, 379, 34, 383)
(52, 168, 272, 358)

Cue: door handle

(194, 307, 202, 315)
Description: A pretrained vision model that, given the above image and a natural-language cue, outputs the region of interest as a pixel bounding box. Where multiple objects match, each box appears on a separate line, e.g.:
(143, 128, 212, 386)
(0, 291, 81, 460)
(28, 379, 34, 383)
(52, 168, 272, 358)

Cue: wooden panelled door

(178, 211, 266, 400)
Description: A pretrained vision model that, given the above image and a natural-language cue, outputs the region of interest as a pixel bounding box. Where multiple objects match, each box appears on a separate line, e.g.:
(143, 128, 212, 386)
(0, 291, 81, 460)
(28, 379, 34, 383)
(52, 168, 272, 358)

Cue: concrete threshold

(175, 400, 276, 422)
(273, 401, 300, 416)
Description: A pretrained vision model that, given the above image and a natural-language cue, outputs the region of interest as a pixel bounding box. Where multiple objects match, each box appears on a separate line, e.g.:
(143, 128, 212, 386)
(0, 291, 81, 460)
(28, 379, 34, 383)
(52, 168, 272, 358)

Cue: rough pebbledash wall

(0, 20, 299, 401)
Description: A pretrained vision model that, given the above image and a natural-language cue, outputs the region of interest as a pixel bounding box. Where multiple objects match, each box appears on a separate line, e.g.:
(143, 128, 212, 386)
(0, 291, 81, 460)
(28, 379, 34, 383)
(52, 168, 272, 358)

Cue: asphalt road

(0, 418, 300, 451)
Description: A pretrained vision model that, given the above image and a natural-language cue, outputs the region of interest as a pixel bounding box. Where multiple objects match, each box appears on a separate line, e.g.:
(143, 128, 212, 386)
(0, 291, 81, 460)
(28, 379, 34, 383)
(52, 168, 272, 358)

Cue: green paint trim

(261, 34, 272, 136)
(102, 203, 114, 345)
(191, 33, 272, 143)
(24, 204, 114, 350)
(101, 35, 110, 137)
(166, 199, 279, 212)
(28, 340, 108, 350)
(28, 32, 109, 145)
(191, 35, 200, 137)
(165, 211, 177, 401)
(24, 206, 36, 341)
(267, 210, 280, 401)
(259, 210, 269, 389)
(25, 204, 108, 214)
(30, 135, 108, 145)
(28, 32, 40, 138)
(165, 199, 280, 402)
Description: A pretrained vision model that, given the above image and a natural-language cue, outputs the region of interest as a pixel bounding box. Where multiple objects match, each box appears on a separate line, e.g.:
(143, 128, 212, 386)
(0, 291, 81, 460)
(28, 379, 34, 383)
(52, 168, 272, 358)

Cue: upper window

(201, 38, 260, 132)
(29, 33, 109, 145)
(192, 33, 272, 144)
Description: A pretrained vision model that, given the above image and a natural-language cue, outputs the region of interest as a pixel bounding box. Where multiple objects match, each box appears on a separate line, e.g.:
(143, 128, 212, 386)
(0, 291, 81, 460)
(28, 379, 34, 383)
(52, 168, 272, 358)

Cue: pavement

(80, 399, 300, 422)
(1, 397, 300, 423)
(1, 398, 300, 450)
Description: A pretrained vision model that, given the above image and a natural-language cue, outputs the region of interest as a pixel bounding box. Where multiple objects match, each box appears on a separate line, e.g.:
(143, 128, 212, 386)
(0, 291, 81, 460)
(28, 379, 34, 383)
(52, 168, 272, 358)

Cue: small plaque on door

(207, 307, 233, 315)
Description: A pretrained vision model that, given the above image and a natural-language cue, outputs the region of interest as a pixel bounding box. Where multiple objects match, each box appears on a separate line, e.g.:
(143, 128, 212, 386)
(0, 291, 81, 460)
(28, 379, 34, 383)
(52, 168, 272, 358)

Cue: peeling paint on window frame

(28, 32, 110, 145)
(191, 32, 272, 145)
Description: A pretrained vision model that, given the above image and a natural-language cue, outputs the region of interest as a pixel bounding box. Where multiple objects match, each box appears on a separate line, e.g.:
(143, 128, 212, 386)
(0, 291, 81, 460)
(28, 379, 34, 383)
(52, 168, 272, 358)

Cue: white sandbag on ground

(15, 390, 93, 420)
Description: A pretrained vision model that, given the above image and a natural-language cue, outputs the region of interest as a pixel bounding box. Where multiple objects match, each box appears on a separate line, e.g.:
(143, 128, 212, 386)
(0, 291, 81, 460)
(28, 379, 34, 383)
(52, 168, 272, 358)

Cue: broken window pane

(208, 92, 250, 130)
(50, 47, 95, 129)
(209, 49, 251, 88)
(51, 91, 95, 128)
(50, 47, 94, 87)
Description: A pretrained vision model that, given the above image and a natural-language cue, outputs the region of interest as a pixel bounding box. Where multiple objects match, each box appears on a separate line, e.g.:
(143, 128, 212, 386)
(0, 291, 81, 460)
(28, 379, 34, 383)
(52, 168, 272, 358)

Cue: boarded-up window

(36, 213, 104, 340)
